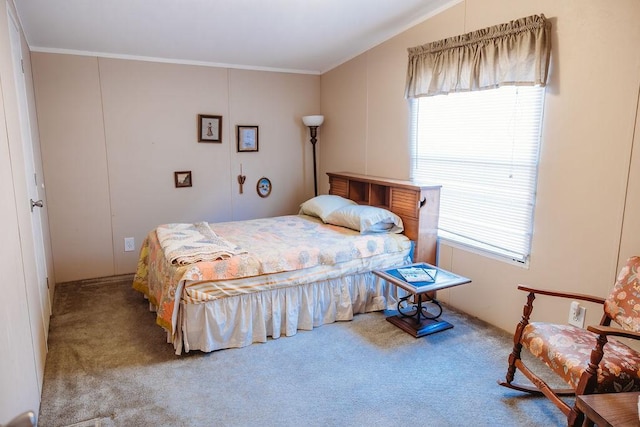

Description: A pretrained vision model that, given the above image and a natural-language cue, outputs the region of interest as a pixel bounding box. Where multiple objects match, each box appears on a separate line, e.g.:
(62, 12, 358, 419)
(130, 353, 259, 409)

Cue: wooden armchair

(499, 256, 640, 426)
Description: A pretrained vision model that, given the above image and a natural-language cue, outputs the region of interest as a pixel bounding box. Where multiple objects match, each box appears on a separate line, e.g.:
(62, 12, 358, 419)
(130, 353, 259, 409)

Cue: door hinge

(20, 59, 24, 74)
(46, 277, 50, 289)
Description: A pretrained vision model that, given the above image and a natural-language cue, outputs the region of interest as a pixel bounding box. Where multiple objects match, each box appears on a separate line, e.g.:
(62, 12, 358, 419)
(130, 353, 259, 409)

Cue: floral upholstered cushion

(604, 256, 640, 332)
(522, 322, 640, 393)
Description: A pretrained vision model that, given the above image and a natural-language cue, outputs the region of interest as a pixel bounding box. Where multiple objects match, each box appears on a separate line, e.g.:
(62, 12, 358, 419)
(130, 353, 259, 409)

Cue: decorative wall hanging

(198, 114, 222, 142)
(237, 164, 246, 194)
(237, 125, 259, 152)
(256, 177, 271, 198)
(174, 171, 192, 188)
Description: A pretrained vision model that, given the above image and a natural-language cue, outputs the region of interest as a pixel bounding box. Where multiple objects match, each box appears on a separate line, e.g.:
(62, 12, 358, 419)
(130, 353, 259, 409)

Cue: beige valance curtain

(405, 14, 551, 98)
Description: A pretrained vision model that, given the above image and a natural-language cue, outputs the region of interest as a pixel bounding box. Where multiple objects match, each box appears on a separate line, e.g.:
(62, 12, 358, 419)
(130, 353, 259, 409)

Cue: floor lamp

(302, 115, 324, 196)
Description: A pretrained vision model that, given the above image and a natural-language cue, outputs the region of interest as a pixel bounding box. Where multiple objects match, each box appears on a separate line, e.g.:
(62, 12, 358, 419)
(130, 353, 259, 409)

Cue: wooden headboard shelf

(327, 172, 441, 265)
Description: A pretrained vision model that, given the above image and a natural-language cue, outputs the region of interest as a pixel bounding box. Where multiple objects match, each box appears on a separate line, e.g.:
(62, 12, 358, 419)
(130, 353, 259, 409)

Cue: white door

(8, 11, 50, 340)
(0, 81, 41, 425)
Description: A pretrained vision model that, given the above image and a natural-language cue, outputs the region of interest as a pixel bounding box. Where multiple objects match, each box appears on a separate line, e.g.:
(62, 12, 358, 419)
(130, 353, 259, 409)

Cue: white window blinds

(410, 85, 545, 263)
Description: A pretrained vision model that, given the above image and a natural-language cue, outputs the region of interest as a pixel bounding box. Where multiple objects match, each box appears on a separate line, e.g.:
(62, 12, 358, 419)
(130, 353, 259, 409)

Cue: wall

(0, 0, 49, 421)
(320, 0, 640, 333)
(32, 55, 320, 283)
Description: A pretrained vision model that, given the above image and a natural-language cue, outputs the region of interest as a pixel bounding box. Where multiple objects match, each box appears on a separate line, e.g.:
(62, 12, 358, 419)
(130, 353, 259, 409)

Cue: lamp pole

(309, 126, 319, 197)
(302, 115, 324, 197)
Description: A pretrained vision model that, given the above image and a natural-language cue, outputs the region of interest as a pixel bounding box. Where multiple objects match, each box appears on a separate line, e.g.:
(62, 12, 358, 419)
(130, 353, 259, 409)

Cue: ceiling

(14, 0, 457, 75)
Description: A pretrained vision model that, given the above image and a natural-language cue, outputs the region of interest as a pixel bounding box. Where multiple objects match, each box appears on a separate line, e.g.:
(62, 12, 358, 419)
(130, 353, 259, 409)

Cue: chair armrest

(517, 285, 605, 305)
(587, 325, 640, 341)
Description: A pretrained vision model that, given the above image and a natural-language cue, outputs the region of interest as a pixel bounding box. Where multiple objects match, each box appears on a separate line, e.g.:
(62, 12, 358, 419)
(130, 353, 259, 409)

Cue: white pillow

(299, 195, 357, 222)
(324, 205, 404, 234)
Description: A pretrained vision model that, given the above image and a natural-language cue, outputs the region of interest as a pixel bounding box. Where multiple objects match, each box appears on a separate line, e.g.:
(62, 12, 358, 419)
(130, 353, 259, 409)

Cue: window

(410, 85, 545, 264)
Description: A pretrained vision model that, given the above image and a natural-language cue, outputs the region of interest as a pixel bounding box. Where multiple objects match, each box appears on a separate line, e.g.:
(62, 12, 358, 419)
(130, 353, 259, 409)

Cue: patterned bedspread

(133, 215, 411, 335)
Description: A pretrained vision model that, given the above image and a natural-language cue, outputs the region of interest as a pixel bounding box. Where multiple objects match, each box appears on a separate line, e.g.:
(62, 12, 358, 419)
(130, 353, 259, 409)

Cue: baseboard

(57, 273, 135, 287)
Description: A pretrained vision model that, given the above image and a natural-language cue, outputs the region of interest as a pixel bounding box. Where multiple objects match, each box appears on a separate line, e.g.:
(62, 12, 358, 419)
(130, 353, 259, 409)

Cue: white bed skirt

(174, 272, 401, 354)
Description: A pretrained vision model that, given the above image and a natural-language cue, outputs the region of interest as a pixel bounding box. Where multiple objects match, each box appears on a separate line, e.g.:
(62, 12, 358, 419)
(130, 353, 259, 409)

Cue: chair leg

(503, 291, 536, 385)
(567, 408, 585, 427)
(568, 333, 608, 427)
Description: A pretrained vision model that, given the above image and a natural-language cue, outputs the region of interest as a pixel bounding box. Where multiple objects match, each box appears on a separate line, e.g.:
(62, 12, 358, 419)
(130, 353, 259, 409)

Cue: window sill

(437, 233, 530, 269)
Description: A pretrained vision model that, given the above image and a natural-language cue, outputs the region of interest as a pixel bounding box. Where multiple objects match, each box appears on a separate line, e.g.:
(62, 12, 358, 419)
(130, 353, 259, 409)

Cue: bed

(133, 173, 441, 354)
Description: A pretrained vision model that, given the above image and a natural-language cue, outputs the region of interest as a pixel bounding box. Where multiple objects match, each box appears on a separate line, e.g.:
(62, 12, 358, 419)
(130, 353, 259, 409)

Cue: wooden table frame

(373, 263, 471, 338)
(576, 392, 640, 427)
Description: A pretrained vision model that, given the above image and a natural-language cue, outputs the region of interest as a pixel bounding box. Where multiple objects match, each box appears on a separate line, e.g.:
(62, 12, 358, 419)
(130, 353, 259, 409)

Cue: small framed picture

(198, 114, 222, 143)
(237, 125, 259, 152)
(174, 171, 192, 188)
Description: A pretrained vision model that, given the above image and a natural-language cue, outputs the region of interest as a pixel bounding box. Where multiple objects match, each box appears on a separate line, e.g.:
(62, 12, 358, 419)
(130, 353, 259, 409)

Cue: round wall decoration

(256, 177, 272, 198)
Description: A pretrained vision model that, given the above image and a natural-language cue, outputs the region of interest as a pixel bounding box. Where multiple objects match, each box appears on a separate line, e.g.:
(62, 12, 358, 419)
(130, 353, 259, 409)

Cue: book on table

(396, 266, 437, 283)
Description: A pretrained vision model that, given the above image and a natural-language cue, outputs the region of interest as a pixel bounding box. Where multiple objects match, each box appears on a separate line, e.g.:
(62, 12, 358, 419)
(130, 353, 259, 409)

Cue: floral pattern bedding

(133, 214, 411, 334)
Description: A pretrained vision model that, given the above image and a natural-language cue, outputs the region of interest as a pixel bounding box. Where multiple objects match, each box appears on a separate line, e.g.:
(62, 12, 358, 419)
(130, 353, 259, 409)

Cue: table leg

(397, 294, 443, 321)
(386, 294, 453, 337)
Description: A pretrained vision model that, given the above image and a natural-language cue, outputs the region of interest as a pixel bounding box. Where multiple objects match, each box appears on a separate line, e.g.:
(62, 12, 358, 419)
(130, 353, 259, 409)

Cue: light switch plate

(124, 237, 135, 252)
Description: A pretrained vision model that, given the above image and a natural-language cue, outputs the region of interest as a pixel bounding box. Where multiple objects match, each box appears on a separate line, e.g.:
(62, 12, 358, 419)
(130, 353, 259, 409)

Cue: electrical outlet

(568, 301, 586, 328)
(124, 237, 135, 252)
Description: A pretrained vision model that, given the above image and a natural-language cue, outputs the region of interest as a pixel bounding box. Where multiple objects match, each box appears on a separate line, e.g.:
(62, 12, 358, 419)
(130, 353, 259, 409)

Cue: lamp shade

(302, 115, 324, 127)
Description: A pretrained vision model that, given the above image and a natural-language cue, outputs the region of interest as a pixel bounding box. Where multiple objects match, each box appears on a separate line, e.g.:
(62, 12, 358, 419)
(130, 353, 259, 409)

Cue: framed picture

(198, 114, 222, 143)
(174, 171, 192, 188)
(256, 176, 272, 198)
(237, 125, 259, 152)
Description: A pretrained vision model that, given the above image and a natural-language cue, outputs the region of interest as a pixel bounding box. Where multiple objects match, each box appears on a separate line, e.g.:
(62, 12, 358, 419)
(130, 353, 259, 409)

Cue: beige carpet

(38, 278, 568, 426)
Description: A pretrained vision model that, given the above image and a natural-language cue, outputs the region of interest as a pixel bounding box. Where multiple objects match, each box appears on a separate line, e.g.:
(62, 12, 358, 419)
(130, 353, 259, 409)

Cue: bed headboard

(326, 172, 441, 265)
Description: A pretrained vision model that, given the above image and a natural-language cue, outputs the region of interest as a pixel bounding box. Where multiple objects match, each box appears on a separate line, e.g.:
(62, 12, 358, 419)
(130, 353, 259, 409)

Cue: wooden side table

(576, 392, 640, 427)
(373, 262, 471, 337)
